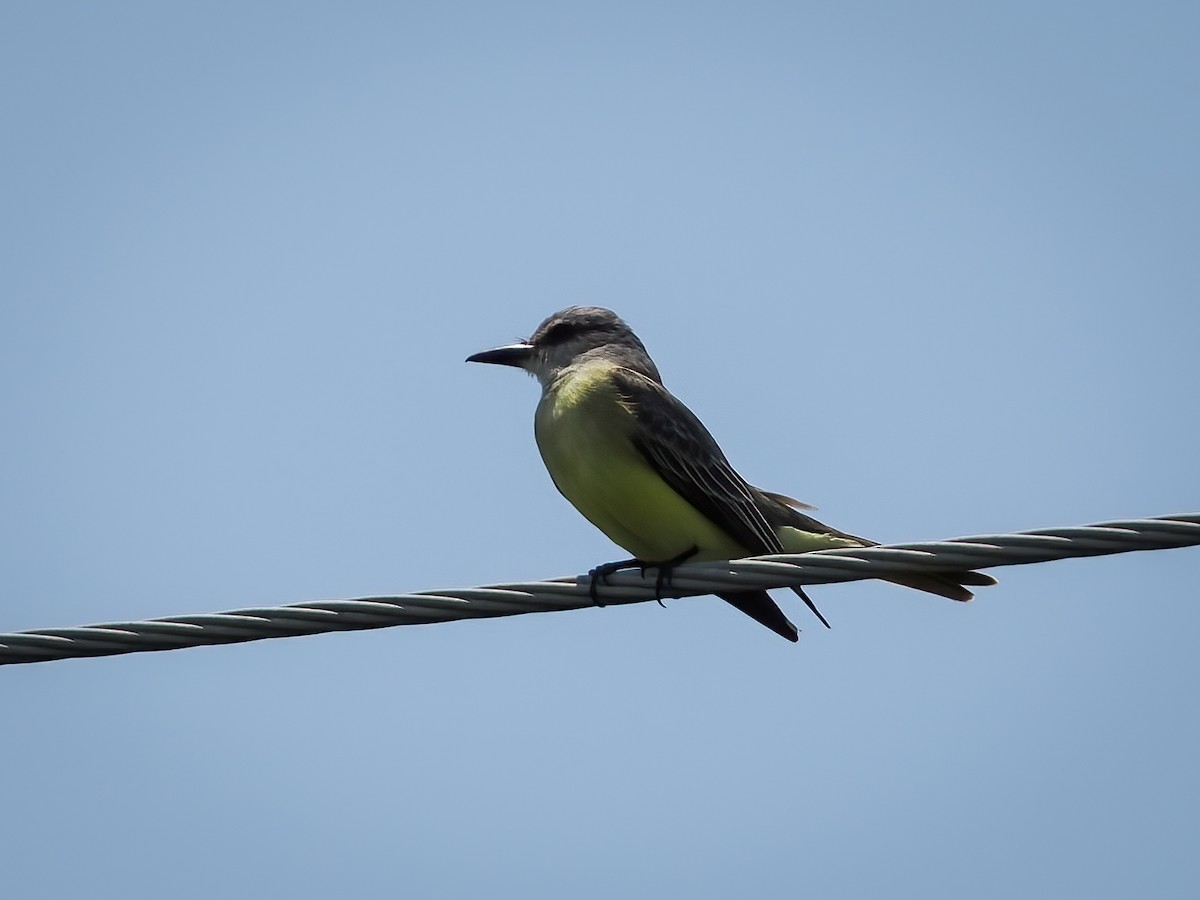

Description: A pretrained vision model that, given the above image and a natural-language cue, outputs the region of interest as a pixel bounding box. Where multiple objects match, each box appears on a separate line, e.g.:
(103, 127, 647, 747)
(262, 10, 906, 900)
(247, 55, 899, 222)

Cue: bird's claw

(588, 546, 699, 608)
(588, 558, 641, 607)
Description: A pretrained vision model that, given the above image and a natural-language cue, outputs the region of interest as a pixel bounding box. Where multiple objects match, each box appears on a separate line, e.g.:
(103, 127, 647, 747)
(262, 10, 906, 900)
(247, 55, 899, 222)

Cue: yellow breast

(533, 362, 744, 562)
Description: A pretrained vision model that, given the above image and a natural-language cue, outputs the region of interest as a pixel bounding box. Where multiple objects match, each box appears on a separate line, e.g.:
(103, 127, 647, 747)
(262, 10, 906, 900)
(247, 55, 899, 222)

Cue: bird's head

(466, 306, 660, 386)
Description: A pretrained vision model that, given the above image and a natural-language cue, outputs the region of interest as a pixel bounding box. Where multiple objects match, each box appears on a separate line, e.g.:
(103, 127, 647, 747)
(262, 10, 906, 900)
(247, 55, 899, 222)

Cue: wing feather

(611, 368, 783, 555)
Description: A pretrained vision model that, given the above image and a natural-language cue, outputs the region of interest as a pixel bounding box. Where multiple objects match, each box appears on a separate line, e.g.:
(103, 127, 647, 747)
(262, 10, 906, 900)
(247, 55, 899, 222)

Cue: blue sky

(2, 2, 1198, 897)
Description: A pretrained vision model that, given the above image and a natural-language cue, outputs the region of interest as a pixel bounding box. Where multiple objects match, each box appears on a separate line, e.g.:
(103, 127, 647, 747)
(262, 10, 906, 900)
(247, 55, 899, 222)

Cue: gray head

(466, 306, 662, 386)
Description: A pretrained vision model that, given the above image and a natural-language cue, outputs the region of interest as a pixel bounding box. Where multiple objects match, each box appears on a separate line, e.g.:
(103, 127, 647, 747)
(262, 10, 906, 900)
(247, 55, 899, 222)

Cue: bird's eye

(541, 322, 578, 345)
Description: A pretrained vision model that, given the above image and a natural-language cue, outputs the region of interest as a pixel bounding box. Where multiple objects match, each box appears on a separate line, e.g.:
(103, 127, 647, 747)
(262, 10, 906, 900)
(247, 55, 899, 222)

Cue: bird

(466, 306, 995, 641)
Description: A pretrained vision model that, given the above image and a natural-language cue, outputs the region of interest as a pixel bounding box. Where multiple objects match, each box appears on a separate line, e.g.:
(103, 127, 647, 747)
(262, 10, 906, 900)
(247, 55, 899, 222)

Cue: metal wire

(2, 513, 1197, 666)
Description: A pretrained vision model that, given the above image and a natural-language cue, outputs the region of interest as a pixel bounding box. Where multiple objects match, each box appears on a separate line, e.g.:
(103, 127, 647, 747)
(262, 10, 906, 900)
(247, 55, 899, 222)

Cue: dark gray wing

(612, 368, 838, 634)
(611, 368, 996, 613)
(610, 367, 783, 555)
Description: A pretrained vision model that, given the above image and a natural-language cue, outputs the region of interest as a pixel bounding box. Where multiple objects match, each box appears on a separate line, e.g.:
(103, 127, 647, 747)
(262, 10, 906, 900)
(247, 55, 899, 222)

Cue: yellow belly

(777, 525, 863, 553)
(533, 365, 744, 562)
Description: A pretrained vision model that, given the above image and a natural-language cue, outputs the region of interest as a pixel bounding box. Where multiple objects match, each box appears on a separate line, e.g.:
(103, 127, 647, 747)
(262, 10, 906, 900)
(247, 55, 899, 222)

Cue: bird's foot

(588, 558, 643, 607)
(587, 546, 699, 608)
(648, 545, 699, 605)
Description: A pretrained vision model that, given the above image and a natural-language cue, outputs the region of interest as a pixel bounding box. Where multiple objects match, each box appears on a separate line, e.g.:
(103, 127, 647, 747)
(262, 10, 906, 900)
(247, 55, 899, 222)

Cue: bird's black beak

(466, 342, 534, 367)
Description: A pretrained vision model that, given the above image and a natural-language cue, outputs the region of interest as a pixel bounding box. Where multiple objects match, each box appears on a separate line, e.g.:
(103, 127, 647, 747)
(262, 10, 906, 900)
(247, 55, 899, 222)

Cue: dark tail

(755, 489, 998, 605)
(718, 590, 799, 642)
(882, 570, 998, 602)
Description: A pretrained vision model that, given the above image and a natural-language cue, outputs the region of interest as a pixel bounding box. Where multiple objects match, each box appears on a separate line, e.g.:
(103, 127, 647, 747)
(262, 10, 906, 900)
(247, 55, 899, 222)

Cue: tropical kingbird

(467, 306, 995, 641)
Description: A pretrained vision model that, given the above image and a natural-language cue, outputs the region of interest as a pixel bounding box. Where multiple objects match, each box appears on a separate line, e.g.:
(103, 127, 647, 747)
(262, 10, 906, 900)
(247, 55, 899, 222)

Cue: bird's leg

(650, 545, 699, 604)
(587, 545, 700, 608)
(588, 558, 644, 607)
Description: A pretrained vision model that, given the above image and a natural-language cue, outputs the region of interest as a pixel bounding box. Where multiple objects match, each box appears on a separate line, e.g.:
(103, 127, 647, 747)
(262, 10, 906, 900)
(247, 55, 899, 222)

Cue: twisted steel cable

(2, 513, 1197, 666)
